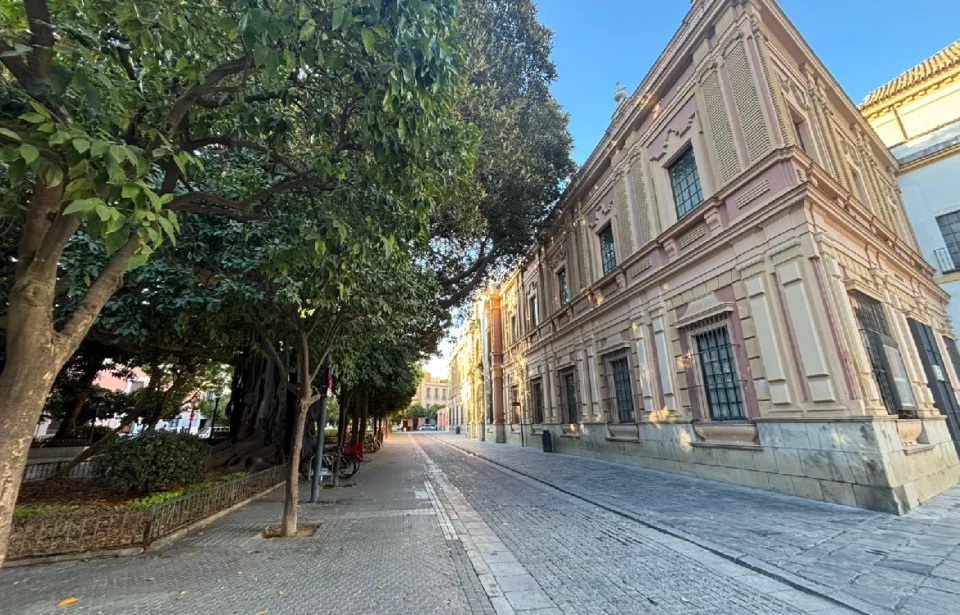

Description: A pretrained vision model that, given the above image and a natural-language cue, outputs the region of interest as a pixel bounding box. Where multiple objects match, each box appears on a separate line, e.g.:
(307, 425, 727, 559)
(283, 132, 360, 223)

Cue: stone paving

(434, 433, 960, 615)
(414, 435, 844, 615)
(0, 437, 493, 615)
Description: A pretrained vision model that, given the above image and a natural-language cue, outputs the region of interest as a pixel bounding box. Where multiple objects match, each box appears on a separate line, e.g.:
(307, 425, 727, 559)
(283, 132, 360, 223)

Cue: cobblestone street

(5, 433, 956, 614)
(434, 434, 960, 615)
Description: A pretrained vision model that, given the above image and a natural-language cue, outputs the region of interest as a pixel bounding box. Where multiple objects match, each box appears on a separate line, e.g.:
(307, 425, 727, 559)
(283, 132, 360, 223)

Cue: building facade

(449, 0, 960, 513)
(412, 371, 449, 411)
(860, 41, 960, 346)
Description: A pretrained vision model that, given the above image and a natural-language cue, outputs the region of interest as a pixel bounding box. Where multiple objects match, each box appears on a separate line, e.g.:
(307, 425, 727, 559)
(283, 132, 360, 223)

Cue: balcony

(933, 248, 960, 276)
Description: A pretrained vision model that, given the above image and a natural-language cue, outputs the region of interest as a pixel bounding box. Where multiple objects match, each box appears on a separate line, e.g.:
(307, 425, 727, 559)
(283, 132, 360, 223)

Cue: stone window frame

(528, 377, 546, 425)
(597, 222, 617, 275)
(667, 146, 704, 220)
(509, 384, 521, 425)
(786, 102, 820, 163)
(598, 346, 639, 424)
(650, 110, 716, 230)
(678, 311, 758, 422)
(556, 365, 581, 425)
(556, 266, 569, 305)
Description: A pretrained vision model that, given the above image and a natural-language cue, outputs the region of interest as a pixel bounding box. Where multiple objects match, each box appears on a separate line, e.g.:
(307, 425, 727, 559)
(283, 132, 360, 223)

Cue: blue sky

(425, 0, 959, 375)
(535, 0, 960, 165)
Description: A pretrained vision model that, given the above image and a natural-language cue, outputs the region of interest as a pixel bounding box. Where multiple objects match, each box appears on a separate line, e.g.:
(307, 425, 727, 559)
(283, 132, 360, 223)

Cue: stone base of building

(493, 417, 960, 514)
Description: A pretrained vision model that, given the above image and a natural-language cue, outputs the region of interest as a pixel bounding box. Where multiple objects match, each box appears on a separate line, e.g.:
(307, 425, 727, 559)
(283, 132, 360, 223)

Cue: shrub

(93, 431, 209, 493)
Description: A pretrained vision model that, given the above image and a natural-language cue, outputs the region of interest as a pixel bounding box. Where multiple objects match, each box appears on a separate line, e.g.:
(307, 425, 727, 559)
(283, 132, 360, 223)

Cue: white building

(861, 41, 960, 328)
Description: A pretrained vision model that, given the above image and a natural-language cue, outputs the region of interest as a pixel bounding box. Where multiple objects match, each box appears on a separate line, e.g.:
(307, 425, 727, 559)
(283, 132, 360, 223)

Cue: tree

(0, 0, 464, 562)
(430, 0, 575, 306)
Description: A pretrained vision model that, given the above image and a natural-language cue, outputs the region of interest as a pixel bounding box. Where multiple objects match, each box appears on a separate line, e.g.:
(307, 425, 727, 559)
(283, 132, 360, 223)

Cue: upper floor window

(850, 166, 871, 207)
(529, 295, 540, 328)
(557, 268, 569, 305)
(599, 225, 616, 275)
(511, 314, 519, 341)
(668, 147, 703, 219)
(936, 211, 960, 273)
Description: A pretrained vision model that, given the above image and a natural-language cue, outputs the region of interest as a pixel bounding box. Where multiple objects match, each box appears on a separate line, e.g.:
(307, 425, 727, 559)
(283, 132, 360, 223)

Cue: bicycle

(364, 432, 383, 453)
(299, 450, 359, 480)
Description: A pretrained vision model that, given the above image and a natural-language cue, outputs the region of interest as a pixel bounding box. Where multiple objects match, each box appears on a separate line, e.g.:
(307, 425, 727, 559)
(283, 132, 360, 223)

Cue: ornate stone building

(448, 0, 960, 513)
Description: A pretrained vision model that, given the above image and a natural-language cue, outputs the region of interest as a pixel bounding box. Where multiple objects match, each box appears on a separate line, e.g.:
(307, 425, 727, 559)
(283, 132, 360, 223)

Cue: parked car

(418, 424, 436, 431)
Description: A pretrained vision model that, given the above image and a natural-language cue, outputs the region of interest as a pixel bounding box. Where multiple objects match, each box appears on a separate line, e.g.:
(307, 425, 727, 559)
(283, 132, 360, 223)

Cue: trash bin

(541, 430, 553, 453)
(455, 426, 461, 435)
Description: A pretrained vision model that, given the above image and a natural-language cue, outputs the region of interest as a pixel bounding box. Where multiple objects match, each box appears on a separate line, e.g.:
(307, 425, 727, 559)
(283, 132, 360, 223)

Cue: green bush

(93, 431, 209, 493)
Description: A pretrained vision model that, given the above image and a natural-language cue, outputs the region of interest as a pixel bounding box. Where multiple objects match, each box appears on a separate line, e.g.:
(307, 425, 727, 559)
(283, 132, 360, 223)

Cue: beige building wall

(452, 0, 960, 513)
(412, 372, 448, 409)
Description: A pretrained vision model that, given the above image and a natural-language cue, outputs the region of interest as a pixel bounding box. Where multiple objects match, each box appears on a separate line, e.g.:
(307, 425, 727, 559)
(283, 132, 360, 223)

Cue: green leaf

(43, 165, 63, 188)
(157, 216, 177, 246)
(19, 112, 46, 124)
(121, 183, 141, 199)
(19, 143, 39, 163)
(104, 229, 130, 255)
(63, 198, 100, 215)
(127, 253, 150, 271)
(253, 45, 270, 67)
(94, 203, 113, 221)
(72, 138, 90, 154)
(332, 7, 346, 30)
(91, 140, 109, 157)
(299, 19, 316, 41)
(0, 127, 21, 141)
(361, 28, 375, 54)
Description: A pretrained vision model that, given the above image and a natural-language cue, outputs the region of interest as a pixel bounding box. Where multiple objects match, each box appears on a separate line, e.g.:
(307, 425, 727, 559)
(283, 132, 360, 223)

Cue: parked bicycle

(299, 450, 359, 480)
(364, 432, 383, 453)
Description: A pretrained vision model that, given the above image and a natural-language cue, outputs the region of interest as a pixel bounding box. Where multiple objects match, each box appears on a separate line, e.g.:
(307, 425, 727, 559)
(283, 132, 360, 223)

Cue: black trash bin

(455, 426, 461, 435)
(541, 430, 553, 453)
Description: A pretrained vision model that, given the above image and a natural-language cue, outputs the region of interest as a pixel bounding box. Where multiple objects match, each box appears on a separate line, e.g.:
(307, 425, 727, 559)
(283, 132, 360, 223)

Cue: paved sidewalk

(1, 437, 493, 615)
(434, 434, 960, 615)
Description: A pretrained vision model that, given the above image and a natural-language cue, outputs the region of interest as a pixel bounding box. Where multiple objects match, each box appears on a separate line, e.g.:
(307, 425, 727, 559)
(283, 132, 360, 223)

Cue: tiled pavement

(432, 433, 960, 615)
(0, 437, 493, 615)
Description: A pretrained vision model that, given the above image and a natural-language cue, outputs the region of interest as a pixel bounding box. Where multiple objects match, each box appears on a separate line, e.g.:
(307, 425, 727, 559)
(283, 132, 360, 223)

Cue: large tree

(0, 0, 462, 562)
(431, 0, 575, 306)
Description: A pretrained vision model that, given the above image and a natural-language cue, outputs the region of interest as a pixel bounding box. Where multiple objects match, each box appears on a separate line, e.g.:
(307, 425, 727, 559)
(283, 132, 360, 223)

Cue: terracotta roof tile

(860, 40, 960, 109)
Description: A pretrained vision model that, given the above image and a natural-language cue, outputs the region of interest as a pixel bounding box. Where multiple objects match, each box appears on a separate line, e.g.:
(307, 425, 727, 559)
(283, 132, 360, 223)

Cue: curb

(433, 436, 889, 615)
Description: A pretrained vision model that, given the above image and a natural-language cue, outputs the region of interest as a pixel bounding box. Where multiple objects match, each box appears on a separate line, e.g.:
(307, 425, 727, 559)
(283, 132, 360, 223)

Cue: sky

(423, 0, 960, 378)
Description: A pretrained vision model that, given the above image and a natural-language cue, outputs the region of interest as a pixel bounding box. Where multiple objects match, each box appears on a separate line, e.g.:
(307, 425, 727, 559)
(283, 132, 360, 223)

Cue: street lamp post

(206, 390, 222, 438)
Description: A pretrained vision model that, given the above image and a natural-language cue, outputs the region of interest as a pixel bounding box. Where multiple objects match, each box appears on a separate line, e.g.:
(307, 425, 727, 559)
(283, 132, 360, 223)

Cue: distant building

(448, 0, 960, 513)
(860, 41, 960, 328)
(412, 371, 448, 410)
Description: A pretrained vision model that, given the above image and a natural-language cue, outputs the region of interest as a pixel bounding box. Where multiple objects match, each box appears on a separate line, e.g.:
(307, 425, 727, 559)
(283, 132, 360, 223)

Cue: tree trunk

(332, 390, 352, 488)
(281, 398, 310, 536)
(53, 355, 105, 439)
(0, 343, 62, 567)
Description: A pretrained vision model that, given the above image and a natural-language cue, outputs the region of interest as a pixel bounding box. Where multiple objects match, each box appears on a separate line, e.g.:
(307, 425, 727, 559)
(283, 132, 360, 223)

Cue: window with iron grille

(668, 147, 703, 219)
(694, 326, 745, 420)
(560, 371, 579, 424)
(610, 356, 635, 423)
(937, 211, 960, 271)
(599, 225, 616, 275)
(849, 290, 916, 414)
(530, 379, 545, 424)
(557, 268, 569, 305)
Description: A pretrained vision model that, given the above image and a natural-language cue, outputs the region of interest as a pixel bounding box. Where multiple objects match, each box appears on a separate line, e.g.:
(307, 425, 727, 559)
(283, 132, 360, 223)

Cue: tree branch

(57, 233, 143, 347)
(24, 0, 54, 78)
(159, 55, 251, 142)
(168, 172, 330, 213)
(0, 41, 35, 86)
(186, 136, 301, 174)
(255, 321, 291, 385)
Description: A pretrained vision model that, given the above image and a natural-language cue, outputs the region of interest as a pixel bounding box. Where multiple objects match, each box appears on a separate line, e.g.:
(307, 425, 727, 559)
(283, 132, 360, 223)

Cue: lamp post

(205, 390, 222, 438)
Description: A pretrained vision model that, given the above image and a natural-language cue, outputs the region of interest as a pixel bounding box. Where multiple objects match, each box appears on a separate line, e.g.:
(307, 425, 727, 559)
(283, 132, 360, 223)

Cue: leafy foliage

(93, 431, 209, 493)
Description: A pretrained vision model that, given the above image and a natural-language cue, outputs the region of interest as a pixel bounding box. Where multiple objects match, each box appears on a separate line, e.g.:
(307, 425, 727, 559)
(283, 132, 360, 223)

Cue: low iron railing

(22, 460, 95, 483)
(8, 464, 287, 561)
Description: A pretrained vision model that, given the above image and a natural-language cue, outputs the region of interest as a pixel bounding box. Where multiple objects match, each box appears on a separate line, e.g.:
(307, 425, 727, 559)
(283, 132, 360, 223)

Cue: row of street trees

(0, 0, 573, 562)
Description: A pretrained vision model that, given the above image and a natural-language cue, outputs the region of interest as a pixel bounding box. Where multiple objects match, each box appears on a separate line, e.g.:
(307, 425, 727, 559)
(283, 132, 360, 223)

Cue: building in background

(860, 41, 960, 326)
(412, 371, 449, 409)
(448, 0, 960, 513)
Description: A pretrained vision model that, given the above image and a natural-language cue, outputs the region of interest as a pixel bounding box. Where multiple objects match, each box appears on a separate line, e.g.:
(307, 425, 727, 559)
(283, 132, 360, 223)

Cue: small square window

(557, 268, 569, 305)
(599, 225, 616, 275)
(668, 147, 704, 219)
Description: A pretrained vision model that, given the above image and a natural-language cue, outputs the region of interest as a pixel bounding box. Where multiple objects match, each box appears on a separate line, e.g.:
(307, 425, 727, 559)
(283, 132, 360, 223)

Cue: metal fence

(9, 464, 287, 561)
(22, 460, 95, 483)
